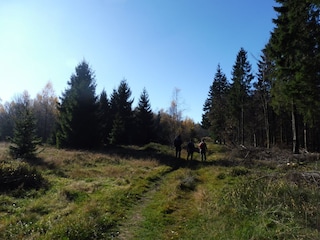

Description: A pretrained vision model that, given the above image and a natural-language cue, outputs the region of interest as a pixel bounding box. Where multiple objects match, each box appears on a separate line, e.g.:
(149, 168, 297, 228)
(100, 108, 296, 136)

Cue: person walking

(174, 135, 182, 159)
(199, 138, 207, 161)
(187, 139, 195, 160)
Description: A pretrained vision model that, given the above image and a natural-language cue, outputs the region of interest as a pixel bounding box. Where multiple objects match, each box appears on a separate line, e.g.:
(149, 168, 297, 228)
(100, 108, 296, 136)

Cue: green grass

(0, 142, 320, 239)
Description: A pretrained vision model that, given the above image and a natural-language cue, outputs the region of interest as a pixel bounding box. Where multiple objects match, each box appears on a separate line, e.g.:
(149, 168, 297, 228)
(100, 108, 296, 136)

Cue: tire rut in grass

(115, 175, 164, 240)
(115, 167, 200, 239)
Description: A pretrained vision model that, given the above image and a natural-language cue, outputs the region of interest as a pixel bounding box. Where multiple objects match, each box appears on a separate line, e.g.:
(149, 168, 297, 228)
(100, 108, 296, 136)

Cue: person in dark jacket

(187, 139, 195, 160)
(174, 135, 182, 158)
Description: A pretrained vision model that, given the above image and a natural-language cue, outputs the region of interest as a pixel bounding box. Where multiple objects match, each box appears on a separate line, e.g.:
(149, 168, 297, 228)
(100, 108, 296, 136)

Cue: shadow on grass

(28, 143, 237, 171)
(26, 157, 57, 169)
(96, 144, 237, 171)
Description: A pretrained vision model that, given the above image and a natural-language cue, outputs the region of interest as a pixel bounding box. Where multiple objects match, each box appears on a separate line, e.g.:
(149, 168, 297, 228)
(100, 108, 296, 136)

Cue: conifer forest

(1, 0, 320, 154)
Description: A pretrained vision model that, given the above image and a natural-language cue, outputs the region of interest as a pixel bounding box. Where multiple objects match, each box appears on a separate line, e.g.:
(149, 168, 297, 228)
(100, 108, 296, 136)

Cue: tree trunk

(241, 106, 244, 145)
(304, 122, 307, 151)
(263, 101, 270, 149)
(291, 103, 299, 154)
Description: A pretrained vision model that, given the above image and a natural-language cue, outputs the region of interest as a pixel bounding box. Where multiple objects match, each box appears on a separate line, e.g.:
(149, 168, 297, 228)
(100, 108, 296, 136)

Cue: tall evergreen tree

(202, 64, 229, 142)
(266, 0, 320, 152)
(229, 48, 254, 145)
(9, 93, 40, 159)
(109, 79, 134, 145)
(134, 88, 154, 145)
(97, 89, 111, 145)
(56, 60, 99, 149)
(202, 96, 212, 130)
(253, 49, 273, 148)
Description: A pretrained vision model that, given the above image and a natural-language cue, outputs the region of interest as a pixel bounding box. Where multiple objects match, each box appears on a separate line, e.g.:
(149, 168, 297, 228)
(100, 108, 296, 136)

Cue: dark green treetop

(228, 48, 254, 144)
(134, 88, 154, 144)
(97, 89, 111, 145)
(202, 64, 229, 141)
(267, 0, 320, 124)
(109, 79, 134, 145)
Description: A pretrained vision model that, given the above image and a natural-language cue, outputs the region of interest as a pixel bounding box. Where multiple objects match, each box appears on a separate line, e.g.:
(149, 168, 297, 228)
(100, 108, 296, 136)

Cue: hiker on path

(187, 139, 195, 160)
(199, 138, 207, 161)
(174, 135, 182, 159)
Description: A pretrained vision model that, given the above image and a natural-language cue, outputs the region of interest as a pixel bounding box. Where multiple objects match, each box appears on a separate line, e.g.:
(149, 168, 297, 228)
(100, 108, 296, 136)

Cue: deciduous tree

(33, 82, 58, 143)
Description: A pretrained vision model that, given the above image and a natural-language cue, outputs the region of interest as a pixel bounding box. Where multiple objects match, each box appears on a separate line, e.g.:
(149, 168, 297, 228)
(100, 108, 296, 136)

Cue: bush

(0, 161, 47, 192)
(178, 170, 199, 191)
(230, 166, 249, 177)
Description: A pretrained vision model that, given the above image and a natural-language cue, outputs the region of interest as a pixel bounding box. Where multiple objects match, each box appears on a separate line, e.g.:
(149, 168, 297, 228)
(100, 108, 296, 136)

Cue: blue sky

(0, 0, 277, 123)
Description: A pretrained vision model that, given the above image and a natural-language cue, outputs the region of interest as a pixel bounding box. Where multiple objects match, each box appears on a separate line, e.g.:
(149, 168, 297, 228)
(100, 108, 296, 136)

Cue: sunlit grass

(0, 143, 172, 239)
(0, 141, 320, 239)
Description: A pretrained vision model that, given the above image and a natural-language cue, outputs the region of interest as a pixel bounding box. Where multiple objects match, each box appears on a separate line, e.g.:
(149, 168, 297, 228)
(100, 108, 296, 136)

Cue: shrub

(0, 161, 47, 192)
(216, 172, 226, 179)
(230, 166, 249, 177)
(178, 170, 199, 191)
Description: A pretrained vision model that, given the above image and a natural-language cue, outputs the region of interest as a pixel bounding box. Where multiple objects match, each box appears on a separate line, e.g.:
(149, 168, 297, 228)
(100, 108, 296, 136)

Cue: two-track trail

(115, 160, 204, 240)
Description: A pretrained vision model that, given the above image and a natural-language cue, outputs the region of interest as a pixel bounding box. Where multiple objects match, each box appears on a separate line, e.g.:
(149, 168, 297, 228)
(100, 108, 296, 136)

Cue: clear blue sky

(0, 0, 277, 123)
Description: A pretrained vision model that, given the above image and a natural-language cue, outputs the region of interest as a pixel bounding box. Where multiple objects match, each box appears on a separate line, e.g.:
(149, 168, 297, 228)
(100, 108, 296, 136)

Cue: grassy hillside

(0, 142, 320, 239)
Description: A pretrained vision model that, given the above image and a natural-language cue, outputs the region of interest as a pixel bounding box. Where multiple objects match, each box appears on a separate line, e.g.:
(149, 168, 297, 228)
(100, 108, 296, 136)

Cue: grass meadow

(0, 141, 320, 239)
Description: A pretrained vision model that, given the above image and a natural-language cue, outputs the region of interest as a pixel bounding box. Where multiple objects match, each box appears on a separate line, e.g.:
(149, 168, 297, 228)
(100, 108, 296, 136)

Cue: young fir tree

(108, 113, 125, 145)
(9, 99, 41, 159)
(109, 79, 134, 145)
(56, 60, 99, 149)
(228, 48, 254, 145)
(134, 88, 154, 145)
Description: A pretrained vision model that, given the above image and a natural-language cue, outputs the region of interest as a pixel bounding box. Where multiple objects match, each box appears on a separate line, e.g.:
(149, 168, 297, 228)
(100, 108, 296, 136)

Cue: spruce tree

(253, 49, 272, 148)
(266, 0, 320, 152)
(229, 48, 254, 145)
(109, 113, 125, 145)
(134, 88, 154, 145)
(9, 98, 40, 159)
(97, 90, 111, 145)
(109, 80, 134, 145)
(211, 65, 229, 143)
(202, 64, 229, 142)
(56, 60, 99, 149)
(202, 97, 212, 130)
